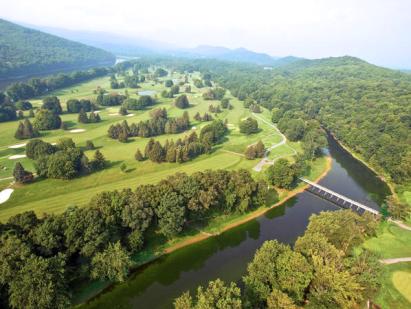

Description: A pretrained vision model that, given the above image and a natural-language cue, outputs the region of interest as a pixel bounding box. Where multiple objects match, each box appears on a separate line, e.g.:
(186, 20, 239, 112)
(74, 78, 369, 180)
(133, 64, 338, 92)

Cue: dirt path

(388, 218, 411, 231)
(251, 113, 297, 172)
(380, 257, 411, 264)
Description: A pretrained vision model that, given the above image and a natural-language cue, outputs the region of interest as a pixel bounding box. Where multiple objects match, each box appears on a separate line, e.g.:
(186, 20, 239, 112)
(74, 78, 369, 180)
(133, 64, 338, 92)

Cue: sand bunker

(8, 143, 26, 149)
(69, 129, 86, 133)
(9, 154, 27, 160)
(126, 114, 135, 117)
(109, 113, 119, 116)
(0, 189, 14, 204)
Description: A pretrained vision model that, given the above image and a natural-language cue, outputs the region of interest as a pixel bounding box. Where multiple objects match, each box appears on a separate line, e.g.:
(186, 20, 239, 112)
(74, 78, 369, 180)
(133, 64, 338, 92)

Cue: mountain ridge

(0, 19, 115, 78)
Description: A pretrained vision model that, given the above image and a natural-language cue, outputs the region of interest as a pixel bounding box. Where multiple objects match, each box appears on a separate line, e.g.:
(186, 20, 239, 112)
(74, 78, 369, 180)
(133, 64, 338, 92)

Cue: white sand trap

(69, 129, 86, 133)
(8, 143, 26, 149)
(9, 154, 27, 160)
(126, 114, 135, 117)
(93, 110, 101, 113)
(51, 143, 57, 145)
(191, 126, 197, 130)
(109, 113, 119, 116)
(0, 189, 14, 204)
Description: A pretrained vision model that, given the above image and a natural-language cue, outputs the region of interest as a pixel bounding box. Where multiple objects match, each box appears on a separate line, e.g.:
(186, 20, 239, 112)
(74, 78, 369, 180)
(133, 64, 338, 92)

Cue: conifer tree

(119, 106, 128, 116)
(135, 149, 144, 161)
(14, 122, 25, 139)
(255, 140, 265, 158)
(245, 145, 257, 160)
(92, 150, 107, 170)
(78, 108, 88, 124)
(13, 162, 33, 183)
(85, 140, 95, 150)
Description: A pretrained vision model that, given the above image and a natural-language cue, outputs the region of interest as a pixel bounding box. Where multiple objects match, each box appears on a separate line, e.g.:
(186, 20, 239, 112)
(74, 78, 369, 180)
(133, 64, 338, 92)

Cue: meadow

(0, 70, 305, 221)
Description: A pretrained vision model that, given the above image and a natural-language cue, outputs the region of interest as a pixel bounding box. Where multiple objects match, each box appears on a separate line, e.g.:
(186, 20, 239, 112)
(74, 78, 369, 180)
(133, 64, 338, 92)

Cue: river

(83, 135, 391, 309)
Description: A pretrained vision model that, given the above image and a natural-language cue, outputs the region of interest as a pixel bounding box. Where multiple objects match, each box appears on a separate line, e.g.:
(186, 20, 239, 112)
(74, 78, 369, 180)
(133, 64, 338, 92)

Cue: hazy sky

(2, 0, 411, 68)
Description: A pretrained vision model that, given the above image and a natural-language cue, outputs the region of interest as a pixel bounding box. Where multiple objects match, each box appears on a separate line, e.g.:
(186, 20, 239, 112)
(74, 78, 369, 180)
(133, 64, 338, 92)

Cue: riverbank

(328, 132, 396, 197)
(74, 155, 332, 306)
(165, 156, 332, 254)
(332, 135, 411, 308)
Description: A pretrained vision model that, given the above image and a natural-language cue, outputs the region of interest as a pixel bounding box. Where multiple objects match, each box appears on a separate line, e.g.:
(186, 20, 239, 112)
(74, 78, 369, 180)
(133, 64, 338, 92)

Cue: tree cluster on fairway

(154, 68, 168, 77)
(193, 79, 204, 88)
(66, 98, 93, 113)
(108, 110, 190, 141)
(165, 79, 174, 87)
(122, 95, 155, 110)
(78, 109, 101, 124)
(0, 169, 267, 308)
(0, 92, 17, 122)
(109, 75, 125, 89)
(175, 210, 381, 309)
(41, 96, 62, 114)
(14, 118, 39, 139)
(96, 92, 125, 106)
(33, 109, 62, 130)
(220, 97, 233, 109)
(202, 87, 226, 100)
(136, 120, 228, 163)
(194, 112, 213, 122)
(245, 140, 265, 160)
(208, 104, 222, 114)
(239, 117, 259, 134)
(249, 103, 261, 113)
(25, 138, 106, 180)
(161, 85, 180, 98)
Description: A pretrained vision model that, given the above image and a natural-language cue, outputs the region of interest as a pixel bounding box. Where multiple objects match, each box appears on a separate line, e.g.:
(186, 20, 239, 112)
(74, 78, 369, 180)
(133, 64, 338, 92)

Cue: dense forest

(0, 169, 266, 308)
(129, 56, 411, 184)
(0, 19, 115, 78)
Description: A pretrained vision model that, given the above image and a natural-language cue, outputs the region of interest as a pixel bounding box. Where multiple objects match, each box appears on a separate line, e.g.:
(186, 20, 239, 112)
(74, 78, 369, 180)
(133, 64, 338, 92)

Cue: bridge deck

(299, 178, 380, 215)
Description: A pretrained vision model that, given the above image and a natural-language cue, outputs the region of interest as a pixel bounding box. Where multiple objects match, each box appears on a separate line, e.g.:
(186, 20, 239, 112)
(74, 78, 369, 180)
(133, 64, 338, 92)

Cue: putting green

(392, 271, 411, 303)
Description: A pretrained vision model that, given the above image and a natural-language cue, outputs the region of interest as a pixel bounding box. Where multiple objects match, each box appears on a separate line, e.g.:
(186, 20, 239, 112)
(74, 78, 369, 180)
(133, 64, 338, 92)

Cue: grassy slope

(0, 71, 304, 221)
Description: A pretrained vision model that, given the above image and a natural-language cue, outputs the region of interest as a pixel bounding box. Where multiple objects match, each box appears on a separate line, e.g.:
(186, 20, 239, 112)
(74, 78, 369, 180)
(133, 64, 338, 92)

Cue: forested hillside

(0, 19, 115, 78)
(228, 56, 411, 184)
(134, 56, 411, 184)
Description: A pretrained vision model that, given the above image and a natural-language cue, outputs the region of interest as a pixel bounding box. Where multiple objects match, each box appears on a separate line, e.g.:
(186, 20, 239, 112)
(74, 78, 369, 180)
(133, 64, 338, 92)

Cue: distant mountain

(174, 45, 298, 66)
(0, 19, 115, 79)
(276, 56, 404, 79)
(22, 23, 174, 57)
(14, 22, 301, 66)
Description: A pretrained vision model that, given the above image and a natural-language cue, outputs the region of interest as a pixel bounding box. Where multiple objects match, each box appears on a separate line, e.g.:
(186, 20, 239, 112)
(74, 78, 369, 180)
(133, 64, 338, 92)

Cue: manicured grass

(0, 71, 302, 222)
(363, 195, 411, 308)
(374, 263, 411, 309)
(393, 271, 411, 303)
(364, 221, 411, 259)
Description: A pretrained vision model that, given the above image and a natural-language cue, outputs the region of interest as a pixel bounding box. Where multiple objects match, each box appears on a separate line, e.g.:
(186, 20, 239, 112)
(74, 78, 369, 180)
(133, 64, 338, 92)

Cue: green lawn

(0, 71, 307, 222)
(363, 188, 411, 308)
